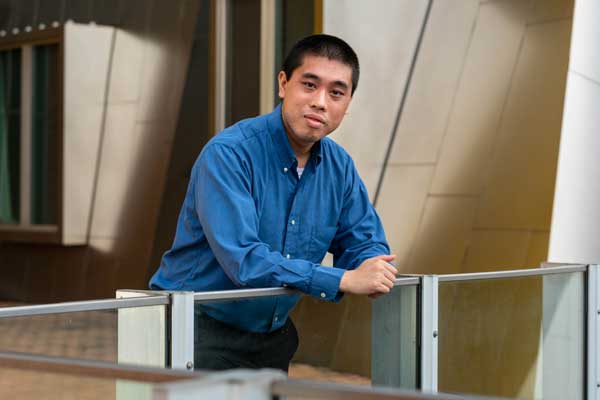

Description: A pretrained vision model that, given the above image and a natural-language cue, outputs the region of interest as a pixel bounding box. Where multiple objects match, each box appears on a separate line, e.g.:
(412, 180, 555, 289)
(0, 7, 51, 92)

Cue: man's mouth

(304, 114, 325, 128)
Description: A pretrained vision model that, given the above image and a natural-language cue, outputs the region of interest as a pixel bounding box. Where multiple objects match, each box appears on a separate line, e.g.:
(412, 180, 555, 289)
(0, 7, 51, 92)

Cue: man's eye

(331, 90, 344, 97)
(302, 82, 316, 89)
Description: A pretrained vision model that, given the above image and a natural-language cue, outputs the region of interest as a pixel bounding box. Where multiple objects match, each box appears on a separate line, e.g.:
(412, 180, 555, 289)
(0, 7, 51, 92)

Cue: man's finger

(380, 275, 394, 289)
(372, 254, 396, 263)
(383, 262, 398, 276)
(382, 269, 396, 283)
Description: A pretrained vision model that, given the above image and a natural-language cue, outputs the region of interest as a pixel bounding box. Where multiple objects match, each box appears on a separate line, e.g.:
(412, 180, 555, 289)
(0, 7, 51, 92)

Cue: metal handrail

(0, 351, 198, 383)
(0, 295, 169, 318)
(271, 379, 494, 400)
(0, 265, 581, 318)
(437, 265, 587, 283)
(193, 277, 420, 302)
(0, 277, 420, 318)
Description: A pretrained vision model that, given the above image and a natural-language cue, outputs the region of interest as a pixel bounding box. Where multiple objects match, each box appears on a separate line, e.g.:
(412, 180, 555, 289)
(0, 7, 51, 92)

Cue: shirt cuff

(309, 266, 345, 302)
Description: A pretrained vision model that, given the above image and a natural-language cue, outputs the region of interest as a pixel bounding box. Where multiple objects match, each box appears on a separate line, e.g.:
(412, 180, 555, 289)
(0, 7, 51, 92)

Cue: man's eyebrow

(301, 72, 349, 90)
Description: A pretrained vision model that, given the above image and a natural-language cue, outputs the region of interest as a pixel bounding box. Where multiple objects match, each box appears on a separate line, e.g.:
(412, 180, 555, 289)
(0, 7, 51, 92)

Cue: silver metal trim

(420, 275, 438, 393)
(194, 287, 300, 302)
(20, 45, 32, 226)
(0, 350, 198, 383)
(193, 278, 419, 302)
(271, 379, 467, 400)
(588, 265, 599, 400)
(437, 265, 587, 283)
(170, 292, 195, 370)
(0, 296, 170, 318)
(395, 277, 420, 286)
(213, 0, 229, 133)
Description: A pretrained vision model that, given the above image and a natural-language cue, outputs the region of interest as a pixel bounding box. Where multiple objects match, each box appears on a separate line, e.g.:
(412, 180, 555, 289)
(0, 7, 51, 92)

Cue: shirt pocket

(308, 225, 338, 263)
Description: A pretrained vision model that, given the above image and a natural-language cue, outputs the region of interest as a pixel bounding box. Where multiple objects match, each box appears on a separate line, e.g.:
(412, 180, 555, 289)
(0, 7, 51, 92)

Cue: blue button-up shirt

(149, 104, 389, 333)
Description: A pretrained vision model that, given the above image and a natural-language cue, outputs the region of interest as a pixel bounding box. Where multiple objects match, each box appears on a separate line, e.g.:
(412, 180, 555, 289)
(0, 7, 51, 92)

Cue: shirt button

(283, 167, 288, 173)
(320, 292, 326, 298)
(274, 315, 279, 321)
(286, 254, 291, 259)
(290, 219, 296, 225)
(283, 284, 288, 288)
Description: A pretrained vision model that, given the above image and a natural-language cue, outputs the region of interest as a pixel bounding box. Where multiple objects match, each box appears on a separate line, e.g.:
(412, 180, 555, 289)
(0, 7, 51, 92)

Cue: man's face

(278, 55, 353, 148)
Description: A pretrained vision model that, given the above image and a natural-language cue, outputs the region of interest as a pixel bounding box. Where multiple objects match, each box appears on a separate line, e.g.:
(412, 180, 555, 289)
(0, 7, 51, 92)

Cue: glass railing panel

(0, 301, 168, 368)
(437, 271, 584, 400)
(371, 283, 419, 390)
(291, 293, 372, 385)
(0, 309, 118, 362)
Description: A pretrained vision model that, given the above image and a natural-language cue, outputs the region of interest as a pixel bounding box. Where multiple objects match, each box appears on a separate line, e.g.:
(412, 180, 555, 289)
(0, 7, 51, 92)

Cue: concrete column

(548, 1, 600, 264)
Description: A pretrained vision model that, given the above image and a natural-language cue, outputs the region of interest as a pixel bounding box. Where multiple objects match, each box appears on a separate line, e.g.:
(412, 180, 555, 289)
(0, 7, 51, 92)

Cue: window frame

(0, 27, 64, 244)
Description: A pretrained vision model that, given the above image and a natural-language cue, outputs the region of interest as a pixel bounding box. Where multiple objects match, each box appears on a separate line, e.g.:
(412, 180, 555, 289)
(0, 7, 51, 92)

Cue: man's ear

(277, 71, 288, 99)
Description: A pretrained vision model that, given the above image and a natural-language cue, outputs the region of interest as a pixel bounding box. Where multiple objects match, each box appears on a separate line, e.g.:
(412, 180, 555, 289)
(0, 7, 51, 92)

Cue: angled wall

(293, 1, 574, 393)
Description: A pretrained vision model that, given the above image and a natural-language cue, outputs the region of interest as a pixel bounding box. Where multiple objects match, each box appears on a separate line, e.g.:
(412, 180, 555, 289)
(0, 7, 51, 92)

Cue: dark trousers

(194, 308, 299, 373)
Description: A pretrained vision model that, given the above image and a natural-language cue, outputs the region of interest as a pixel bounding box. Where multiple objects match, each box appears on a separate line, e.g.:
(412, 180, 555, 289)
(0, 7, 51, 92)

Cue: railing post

(589, 265, 599, 400)
(420, 275, 438, 393)
(169, 291, 195, 370)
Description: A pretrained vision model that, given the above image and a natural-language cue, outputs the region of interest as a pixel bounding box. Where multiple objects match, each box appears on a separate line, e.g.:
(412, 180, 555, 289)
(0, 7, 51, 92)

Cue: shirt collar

(267, 103, 323, 169)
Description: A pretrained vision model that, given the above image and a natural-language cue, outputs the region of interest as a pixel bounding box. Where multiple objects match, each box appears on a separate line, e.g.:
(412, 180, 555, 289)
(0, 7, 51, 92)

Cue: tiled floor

(0, 302, 370, 398)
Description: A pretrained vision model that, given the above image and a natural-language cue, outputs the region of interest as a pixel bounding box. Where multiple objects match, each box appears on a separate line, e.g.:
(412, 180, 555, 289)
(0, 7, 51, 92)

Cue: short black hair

(282, 34, 360, 95)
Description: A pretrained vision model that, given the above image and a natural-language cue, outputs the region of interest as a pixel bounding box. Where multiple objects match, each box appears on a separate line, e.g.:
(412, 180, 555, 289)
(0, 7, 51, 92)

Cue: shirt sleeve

(329, 158, 391, 271)
(194, 143, 344, 301)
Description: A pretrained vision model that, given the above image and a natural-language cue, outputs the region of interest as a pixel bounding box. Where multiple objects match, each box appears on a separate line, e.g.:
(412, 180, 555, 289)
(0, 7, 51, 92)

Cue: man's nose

(310, 89, 327, 110)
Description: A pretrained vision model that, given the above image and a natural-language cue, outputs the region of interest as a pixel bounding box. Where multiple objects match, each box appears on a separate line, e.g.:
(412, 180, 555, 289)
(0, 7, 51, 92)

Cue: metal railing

(0, 295, 169, 318)
(0, 265, 595, 399)
(0, 350, 501, 400)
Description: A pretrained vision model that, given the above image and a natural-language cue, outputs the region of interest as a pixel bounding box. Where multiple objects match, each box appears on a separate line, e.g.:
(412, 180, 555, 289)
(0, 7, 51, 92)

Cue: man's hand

(339, 255, 398, 296)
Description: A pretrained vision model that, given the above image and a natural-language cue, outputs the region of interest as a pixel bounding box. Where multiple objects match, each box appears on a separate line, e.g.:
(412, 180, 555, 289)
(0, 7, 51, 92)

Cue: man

(149, 34, 397, 372)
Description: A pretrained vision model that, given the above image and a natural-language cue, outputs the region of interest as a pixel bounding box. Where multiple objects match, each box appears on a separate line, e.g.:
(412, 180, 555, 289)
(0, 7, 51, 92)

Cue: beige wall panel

(526, 232, 549, 267)
(430, 0, 530, 195)
(89, 103, 139, 238)
(62, 23, 115, 244)
(324, 0, 429, 196)
(62, 103, 105, 242)
(389, 0, 478, 164)
(528, 0, 573, 24)
(476, 21, 571, 230)
(463, 230, 530, 273)
(406, 197, 476, 274)
(376, 165, 433, 272)
(108, 30, 145, 104)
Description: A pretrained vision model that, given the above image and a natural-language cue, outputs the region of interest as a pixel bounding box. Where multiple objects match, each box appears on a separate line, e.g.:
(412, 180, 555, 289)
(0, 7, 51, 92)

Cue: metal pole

(420, 275, 438, 393)
(170, 291, 195, 371)
(588, 265, 599, 400)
